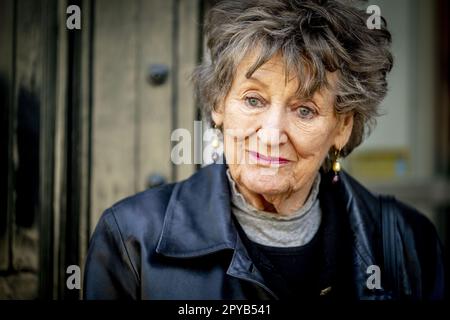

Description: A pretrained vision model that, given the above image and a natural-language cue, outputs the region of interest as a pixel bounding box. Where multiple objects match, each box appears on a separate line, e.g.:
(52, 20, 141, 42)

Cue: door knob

(147, 64, 169, 86)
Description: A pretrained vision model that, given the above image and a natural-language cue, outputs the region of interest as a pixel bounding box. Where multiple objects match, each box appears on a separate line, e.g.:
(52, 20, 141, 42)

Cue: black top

(236, 220, 323, 299)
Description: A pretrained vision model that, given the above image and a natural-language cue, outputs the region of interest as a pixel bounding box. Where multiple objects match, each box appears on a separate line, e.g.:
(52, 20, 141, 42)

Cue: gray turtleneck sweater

(226, 169, 322, 247)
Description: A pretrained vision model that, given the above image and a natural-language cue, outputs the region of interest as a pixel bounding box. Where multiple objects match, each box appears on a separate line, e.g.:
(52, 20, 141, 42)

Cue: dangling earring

(211, 124, 221, 163)
(332, 149, 341, 184)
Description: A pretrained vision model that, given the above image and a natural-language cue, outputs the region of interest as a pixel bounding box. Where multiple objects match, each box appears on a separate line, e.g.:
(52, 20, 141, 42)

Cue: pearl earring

(332, 149, 341, 184)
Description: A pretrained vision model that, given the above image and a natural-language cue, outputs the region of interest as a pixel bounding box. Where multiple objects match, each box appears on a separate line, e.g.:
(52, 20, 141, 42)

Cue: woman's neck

(234, 177, 317, 215)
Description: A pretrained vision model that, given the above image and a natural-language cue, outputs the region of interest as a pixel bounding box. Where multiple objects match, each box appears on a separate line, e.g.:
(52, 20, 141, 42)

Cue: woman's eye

(245, 96, 264, 108)
(296, 106, 315, 119)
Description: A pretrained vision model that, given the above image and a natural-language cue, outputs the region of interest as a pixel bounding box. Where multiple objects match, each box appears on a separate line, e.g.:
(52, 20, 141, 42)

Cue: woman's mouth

(248, 151, 290, 165)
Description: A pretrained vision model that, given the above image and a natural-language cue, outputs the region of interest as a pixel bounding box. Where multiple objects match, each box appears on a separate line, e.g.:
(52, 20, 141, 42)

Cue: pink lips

(248, 151, 290, 165)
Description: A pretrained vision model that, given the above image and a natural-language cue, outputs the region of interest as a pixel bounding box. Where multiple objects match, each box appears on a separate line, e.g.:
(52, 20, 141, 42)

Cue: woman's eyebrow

(243, 75, 270, 89)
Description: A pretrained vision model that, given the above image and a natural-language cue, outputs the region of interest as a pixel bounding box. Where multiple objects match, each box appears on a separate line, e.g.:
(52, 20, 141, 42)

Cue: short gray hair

(192, 0, 393, 157)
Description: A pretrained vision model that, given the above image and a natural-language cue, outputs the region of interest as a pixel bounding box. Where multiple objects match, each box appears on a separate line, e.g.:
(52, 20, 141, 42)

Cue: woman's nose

(256, 107, 288, 146)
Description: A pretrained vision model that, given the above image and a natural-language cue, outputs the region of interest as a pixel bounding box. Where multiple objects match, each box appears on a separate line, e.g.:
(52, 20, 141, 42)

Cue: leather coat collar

(156, 164, 379, 270)
(155, 164, 280, 297)
(156, 164, 238, 257)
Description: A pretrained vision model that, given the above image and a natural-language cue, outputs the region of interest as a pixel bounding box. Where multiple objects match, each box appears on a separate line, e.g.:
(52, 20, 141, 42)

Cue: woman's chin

(240, 169, 290, 195)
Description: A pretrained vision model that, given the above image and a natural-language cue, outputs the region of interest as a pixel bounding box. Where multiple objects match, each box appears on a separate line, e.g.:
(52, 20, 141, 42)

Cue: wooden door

(0, 0, 201, 299)
(90, 0, 200, 232)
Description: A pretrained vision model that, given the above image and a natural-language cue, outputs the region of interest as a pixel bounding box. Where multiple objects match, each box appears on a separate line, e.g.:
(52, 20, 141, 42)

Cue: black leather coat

(83, 164, 445, 300)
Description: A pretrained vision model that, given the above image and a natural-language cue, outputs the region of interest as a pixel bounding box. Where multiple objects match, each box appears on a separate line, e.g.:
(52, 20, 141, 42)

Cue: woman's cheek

(225, 100, 261, 126)
(224, 136, 249, 165)
(224, 137, 236, 164)
(289, 121, 336, 153)
(291, 131, 325, 155)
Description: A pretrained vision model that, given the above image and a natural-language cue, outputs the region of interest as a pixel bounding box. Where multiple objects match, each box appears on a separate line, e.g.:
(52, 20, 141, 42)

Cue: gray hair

(192, 0, 393, 157)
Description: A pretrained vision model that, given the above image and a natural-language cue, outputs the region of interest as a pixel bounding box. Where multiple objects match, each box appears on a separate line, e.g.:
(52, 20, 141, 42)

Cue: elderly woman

(84, 0, 445, 300)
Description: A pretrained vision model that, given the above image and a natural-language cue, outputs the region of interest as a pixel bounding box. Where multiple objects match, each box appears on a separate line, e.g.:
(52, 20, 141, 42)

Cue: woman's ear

(211, 105, 224, 127)
(333, 112, 354, 150)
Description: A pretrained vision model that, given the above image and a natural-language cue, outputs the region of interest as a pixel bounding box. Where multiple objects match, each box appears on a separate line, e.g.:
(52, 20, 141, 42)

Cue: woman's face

(212, 52, 353, 206)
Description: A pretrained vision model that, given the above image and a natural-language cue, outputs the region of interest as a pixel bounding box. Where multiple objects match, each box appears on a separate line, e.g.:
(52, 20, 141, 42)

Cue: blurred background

(0, 0, 448, 299)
